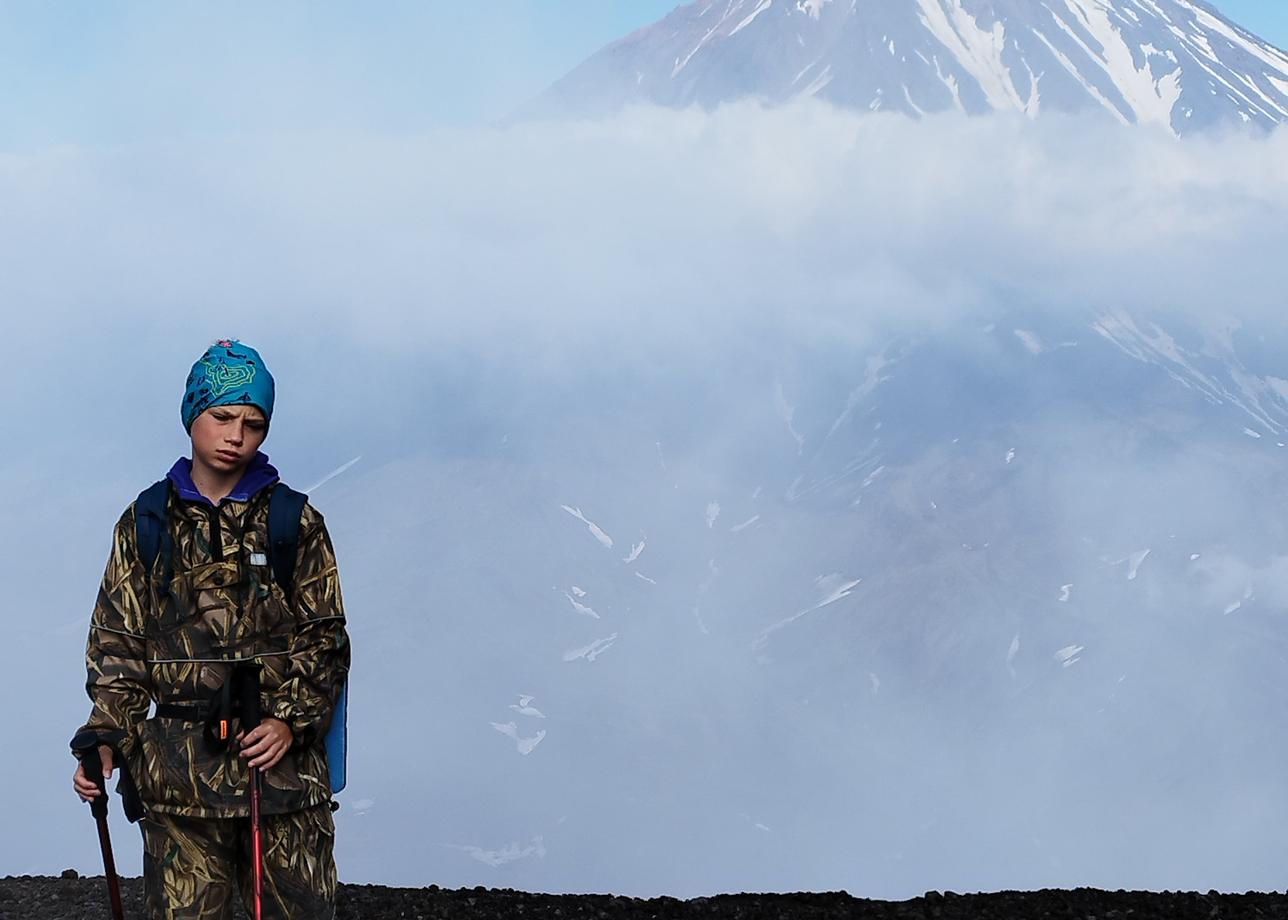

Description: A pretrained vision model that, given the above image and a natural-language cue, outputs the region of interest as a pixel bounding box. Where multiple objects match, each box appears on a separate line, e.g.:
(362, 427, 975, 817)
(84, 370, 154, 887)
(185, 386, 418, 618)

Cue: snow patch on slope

(915, 0, 1032, 113)
(561, 505, 615, 548)
(1094, 312, 1288, 436)
(732, 0, 774, 36)
(754, 573, 862, 649)
(447, 837, 547, 867)
(1059, 0, 1183, 127)
(491, 721, 547, 755)
(564, 633, 619, 662)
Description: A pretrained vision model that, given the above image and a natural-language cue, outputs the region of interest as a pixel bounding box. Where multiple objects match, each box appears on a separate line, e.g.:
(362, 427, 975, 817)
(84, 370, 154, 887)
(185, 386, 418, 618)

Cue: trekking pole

(237, 664, 265, 920)
(70, 733, 125, 920)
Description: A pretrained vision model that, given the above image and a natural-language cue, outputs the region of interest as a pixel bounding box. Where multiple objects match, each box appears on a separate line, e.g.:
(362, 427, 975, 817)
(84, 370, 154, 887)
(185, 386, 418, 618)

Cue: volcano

(525, 0, 1288, 134)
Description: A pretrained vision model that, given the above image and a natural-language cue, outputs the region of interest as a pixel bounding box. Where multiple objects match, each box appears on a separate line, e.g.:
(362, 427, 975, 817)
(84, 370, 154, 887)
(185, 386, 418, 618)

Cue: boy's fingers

(73, 768, 102, 798)
(239, 724, 286, 756)
(241, 737, 271, 758)
(241, 725, 267, 744)
(239, 720, 291, 768)
(74, 758, 110, 790)
(248, 741, 286, 769)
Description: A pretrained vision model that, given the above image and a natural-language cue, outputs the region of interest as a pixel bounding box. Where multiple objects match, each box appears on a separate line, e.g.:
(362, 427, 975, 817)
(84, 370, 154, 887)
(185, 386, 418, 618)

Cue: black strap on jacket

(135, 480, 175, 599)
(266, 483, 308, 600)
(156, 662, 264, 755)
(154, 702, 206, 721)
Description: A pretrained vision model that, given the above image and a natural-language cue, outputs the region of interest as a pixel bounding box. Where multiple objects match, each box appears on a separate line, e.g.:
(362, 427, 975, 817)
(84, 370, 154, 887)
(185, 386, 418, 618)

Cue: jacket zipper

(207, 504, 224, 561)
(230, 492, 270, 622)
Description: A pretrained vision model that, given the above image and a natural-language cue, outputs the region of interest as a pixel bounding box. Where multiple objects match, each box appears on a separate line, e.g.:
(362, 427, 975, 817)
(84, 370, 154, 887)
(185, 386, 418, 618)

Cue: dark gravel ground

(4, 875, 1288, 920)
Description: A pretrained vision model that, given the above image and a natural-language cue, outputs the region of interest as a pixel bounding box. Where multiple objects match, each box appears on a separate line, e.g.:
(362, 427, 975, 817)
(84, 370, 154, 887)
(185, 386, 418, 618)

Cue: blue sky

(0, 0, 1284, 149)
(0, 2, 675, 148)
(1221, 1, 1288, 47)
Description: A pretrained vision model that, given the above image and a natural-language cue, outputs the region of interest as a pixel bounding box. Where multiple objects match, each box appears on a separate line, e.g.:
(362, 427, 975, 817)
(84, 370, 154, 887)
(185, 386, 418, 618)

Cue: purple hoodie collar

(167, 451, 281, 506)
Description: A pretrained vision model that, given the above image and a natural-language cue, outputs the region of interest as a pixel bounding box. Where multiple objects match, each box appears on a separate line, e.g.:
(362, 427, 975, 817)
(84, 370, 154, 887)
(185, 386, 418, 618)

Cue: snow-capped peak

(525, 0, 1288, 135)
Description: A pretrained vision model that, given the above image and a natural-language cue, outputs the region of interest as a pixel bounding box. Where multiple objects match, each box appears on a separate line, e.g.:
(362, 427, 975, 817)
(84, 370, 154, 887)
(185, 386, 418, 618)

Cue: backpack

(134, 479, 348, 794)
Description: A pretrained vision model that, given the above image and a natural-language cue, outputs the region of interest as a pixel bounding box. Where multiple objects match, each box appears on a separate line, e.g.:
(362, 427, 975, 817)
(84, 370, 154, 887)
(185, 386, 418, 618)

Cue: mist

(3, 103, 1288, 898)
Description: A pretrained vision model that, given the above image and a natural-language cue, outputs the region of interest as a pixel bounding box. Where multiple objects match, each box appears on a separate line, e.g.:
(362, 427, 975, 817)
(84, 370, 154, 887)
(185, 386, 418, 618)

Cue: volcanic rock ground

(4, 876, 1288, 920)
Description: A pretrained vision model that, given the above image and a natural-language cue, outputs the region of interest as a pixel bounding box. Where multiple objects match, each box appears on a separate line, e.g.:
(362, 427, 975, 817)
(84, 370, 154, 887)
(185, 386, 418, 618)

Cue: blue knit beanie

(182, 339, 276, 433)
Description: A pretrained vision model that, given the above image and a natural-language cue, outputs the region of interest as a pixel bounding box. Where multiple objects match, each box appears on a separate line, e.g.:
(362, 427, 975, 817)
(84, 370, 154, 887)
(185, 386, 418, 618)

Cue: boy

(72, 339, 351, 919)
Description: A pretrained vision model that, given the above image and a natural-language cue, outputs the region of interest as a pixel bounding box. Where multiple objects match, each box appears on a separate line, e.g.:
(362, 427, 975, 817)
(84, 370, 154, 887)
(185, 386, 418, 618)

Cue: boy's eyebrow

(212, 408, 265, 422)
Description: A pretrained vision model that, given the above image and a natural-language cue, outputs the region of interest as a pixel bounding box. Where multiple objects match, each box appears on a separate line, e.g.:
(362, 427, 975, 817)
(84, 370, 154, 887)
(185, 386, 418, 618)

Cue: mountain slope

(313, 306, 1288, 897)
(526, 0, 1288, 134)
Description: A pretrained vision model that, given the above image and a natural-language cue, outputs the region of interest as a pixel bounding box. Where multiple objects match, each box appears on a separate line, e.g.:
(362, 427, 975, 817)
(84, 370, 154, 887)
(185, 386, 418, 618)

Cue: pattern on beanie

(201, 353, 256, 398)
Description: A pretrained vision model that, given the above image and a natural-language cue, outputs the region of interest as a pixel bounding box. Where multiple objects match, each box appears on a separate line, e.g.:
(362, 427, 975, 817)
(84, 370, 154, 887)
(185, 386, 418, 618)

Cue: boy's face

(190, 404, 268, 475)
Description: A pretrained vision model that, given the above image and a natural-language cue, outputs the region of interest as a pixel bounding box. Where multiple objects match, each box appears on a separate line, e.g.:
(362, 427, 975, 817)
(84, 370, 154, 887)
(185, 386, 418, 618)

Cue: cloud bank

(5, 104, 1288, 898)
(3, 104, 1286, 363)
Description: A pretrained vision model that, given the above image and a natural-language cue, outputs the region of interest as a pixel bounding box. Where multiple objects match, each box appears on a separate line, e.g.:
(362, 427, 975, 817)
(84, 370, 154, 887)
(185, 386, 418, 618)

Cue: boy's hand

(72, 745, 114, 802)
(237, 718, 294, 771)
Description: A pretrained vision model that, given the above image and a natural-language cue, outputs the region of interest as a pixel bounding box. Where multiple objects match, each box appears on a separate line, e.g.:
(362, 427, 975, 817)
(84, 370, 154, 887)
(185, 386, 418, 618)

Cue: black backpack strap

(267, 483, 309, 600)
(135, 480, 174, 597)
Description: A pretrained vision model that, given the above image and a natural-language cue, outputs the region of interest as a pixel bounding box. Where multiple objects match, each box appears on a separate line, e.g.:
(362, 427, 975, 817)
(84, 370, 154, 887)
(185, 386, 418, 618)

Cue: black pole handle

(71, 731, 108, 820)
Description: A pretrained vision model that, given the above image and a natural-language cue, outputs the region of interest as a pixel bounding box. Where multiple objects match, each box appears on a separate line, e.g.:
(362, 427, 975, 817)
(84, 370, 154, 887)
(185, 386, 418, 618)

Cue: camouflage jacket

(79, 454, 351, 818)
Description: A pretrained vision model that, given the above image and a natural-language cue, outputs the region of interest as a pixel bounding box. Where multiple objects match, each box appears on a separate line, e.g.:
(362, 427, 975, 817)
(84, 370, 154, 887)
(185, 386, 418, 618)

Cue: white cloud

(8, 104, 1288, 896)
(3, 104, 1286, 369)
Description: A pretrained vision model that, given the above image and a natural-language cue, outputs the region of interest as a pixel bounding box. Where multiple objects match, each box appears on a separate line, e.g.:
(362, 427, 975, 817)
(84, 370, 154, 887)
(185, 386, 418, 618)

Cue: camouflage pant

(141, 803, 336, 920)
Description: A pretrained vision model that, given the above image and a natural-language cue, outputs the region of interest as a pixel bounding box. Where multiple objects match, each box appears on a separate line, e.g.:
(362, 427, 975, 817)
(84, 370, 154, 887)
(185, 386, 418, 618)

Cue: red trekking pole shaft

(250, 772, 264, 920)
(72, 738, 125, 920)
(238, 665, 265, 920)
(93, 803, 126, 920)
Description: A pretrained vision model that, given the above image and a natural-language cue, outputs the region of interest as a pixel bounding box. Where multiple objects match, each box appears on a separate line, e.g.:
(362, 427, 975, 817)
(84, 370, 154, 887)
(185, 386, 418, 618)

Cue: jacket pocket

(186, 560, 243, 595)
(136, 717, 193, 810)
